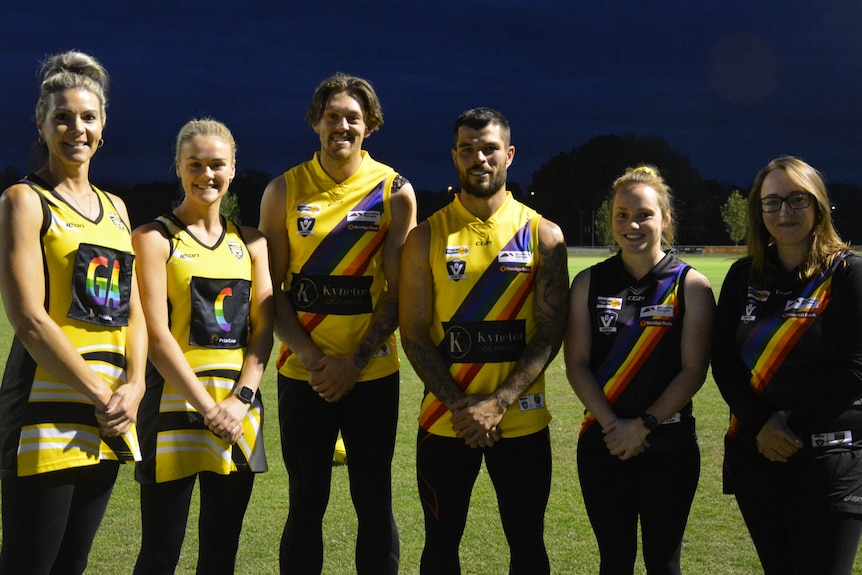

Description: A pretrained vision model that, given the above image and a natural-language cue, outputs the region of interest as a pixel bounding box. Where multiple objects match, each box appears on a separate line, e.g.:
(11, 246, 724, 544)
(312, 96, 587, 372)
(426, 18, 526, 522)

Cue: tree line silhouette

(4, 133, 861, 246)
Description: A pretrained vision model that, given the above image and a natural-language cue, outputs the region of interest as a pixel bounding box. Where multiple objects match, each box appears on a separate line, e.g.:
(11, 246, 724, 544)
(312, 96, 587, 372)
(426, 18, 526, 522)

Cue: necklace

(66, 189, 94, 218)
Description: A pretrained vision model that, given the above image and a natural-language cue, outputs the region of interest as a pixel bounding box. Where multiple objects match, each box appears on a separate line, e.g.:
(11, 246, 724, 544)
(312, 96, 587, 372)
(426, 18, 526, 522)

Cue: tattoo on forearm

(402, 335, 463, 408)
(354, 297, 399, 369)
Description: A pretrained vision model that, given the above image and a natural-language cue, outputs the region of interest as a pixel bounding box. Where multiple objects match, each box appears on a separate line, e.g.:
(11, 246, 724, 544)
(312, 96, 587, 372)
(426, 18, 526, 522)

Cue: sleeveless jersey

(135, 214, 267, 484)
(418, 193, 550, 438)
(581, 252, 696, 451)
(0, 176, 140, 478)
(276, 151, 400, 382)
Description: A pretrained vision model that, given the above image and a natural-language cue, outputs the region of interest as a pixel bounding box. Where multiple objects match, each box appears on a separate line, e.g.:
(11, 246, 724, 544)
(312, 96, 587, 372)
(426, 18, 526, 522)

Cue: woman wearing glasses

(712, 156, 862, 574)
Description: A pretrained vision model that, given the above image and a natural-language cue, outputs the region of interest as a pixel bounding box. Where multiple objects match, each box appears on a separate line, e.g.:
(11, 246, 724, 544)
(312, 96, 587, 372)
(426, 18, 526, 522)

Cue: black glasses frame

(760, 192, 813, 213)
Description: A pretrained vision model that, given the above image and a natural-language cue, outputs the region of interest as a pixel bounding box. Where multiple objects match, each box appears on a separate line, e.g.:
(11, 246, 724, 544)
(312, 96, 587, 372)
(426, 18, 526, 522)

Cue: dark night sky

(3, 1, 862, 196)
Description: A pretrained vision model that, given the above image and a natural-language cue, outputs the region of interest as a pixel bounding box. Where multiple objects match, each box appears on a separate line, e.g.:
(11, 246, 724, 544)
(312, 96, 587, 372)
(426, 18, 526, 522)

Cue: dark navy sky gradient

(2, 1, 862, 193)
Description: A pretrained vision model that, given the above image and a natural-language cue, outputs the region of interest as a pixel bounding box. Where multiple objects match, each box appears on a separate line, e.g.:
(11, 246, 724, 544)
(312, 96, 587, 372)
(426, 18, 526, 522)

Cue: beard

(458, 166, 507, 198)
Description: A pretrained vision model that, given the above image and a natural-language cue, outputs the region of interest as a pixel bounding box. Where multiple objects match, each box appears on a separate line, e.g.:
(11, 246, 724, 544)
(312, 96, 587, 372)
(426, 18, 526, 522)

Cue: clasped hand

(451, 395, 504, 448)
(756, 411, 803, 463)
(602, 418, 649, 461)
(96, 384, 140, 438)
(309, 355, 359, 403)
(204, 397, 247, 445)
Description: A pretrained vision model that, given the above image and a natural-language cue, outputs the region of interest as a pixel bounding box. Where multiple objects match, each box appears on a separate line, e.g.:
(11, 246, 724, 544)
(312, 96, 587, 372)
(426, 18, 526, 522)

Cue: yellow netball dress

(135, 214, 266, 484)
(0, 175, 140, 478)
(419, 192, 551, 438)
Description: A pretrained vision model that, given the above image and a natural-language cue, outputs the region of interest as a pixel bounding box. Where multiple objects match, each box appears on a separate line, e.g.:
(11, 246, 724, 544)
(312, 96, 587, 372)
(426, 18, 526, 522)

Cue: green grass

(1, 254, 860, 574)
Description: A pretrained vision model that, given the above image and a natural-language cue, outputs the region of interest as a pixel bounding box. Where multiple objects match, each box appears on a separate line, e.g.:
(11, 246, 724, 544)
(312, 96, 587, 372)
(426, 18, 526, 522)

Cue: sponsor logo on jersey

(747, 287, 771, 301)
(640, 304, 675, 318)
(297, 204, 321, 214)
(446, 245, 470, 257)
(785, 297, 819, 313)
(497, 250, 531, 264)
(439, 320, 526, 363)
(347, 210, 380, 223)
(597, 296, 623, 310)
(175, 250, 200, 260)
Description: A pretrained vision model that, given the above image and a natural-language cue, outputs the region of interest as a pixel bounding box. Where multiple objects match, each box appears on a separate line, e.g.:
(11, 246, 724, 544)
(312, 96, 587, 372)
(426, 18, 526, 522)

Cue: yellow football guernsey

(135, 214, 267, 484)
(419, 193, 551, 438)
(276, 151, 400, 382)
(0, 176, 140, 478)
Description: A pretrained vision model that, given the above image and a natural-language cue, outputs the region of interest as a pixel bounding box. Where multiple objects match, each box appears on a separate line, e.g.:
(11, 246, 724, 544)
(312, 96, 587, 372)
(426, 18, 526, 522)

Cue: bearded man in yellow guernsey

(399, 107, 569, 575)
(259, 73, 416, 575)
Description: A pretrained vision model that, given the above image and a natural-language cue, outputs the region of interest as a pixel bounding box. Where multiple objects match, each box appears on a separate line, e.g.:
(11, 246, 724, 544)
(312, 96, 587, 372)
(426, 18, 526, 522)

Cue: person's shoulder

(131, 219, 170, 241)
(835, 251, 862, 279)
(536, 216, 565, 249)
(391, 173, 414, 195)
(406, 220, 431, 242)
(238, 225, 266, 244)
(1, 181, 38, 203)
(725, 256, 752, 275)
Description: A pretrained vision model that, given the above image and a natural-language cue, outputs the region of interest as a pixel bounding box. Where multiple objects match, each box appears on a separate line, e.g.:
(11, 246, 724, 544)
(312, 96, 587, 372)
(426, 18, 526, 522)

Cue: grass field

(0, 253, 859, 574)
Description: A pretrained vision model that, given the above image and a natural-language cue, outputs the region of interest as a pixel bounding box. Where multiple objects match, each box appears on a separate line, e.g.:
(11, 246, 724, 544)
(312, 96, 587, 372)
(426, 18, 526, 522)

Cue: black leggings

(735, 480, 862, 574)
(416, 427, 552, 575)
(577, 440, 700, 575)
(0, 461, 119, 575)
(133, 471, 255, 575)
(278, 373, 400, 575)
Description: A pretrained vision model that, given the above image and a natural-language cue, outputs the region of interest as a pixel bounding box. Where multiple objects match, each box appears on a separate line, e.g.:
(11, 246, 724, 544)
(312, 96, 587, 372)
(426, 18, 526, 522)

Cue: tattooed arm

(450, 218, 569, 446)
(399, 222, 469, 411)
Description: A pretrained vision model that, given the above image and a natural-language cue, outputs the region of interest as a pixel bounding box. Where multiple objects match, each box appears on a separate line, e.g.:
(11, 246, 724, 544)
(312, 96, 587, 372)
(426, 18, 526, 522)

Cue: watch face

(238, 387, 254, 403)
(641, 414, 658, 431)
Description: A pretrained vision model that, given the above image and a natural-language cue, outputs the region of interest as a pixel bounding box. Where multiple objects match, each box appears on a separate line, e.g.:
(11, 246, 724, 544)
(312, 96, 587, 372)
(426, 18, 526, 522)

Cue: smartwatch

(640, 413, 659, 432)
(236, 386, 255, 405)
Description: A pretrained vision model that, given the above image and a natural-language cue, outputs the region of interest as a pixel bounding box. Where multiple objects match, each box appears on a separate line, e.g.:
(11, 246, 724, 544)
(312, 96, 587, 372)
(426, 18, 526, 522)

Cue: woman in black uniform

(565, 165, 714, 575)
(712, 156, 862, 574)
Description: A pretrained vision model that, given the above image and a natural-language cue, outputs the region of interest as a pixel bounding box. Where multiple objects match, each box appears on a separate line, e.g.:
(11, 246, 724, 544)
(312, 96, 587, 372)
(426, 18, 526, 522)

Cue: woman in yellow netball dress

(132, 119, 272, 575)
(0, 50, 145, 575)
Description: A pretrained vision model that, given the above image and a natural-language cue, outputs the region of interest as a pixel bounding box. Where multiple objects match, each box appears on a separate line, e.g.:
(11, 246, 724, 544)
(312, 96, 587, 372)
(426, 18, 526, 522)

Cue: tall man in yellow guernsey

(400, 108, 569, 574)
(259, 73, 416, 575)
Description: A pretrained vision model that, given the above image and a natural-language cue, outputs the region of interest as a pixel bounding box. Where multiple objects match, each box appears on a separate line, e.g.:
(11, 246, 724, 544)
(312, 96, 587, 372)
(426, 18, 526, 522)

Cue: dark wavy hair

(304, 72, 384, 133)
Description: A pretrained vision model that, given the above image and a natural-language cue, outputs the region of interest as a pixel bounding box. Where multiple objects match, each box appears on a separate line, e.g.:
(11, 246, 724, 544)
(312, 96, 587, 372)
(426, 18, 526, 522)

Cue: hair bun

(631, 165, 658, 177)
(40, 50, 109, 93)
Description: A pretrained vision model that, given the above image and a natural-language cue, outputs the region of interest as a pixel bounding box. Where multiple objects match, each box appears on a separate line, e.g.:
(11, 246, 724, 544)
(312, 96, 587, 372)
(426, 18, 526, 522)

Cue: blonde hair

(610, 165, 676, 249)
(746, 156, 849, 283)
(35, 51, 109, 126)
(174, 118, 237, 166)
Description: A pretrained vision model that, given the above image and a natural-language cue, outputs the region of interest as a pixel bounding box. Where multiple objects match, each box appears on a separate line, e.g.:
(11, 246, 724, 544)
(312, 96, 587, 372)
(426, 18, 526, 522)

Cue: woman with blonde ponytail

(0, 51, 145, 575)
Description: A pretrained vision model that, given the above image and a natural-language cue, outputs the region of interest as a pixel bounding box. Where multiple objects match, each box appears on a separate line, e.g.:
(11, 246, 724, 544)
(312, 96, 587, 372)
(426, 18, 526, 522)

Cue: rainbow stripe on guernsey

(418, 222, 535, 430)
(726, 254, 847, 437)
(580, 262, 688, 437)
(276, 181, 388, 368)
